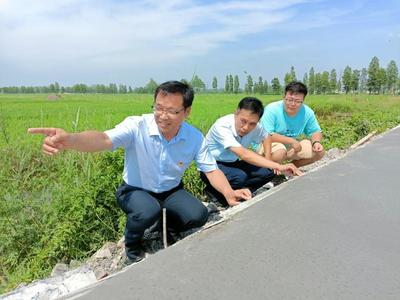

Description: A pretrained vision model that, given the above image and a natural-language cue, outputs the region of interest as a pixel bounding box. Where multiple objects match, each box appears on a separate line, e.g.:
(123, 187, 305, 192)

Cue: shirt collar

(229, 114, 239, 138)
(146, 114, 161, 137)
(145, 114, 188, 142)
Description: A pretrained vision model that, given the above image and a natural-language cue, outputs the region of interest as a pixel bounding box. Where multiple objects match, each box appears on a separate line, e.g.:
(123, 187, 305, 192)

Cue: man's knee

(229, 171, 248, 188)
(258, 167, 275, 181)
(126, 199, 161, 230)
(271, 149, 287, 163)
(269, 142, 287, 163)
(185, 205, 209, 228)
(218, 163, 249, 189)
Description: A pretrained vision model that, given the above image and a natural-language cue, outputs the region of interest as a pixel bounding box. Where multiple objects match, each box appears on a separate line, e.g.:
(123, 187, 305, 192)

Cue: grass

(1, 92, 400, 293)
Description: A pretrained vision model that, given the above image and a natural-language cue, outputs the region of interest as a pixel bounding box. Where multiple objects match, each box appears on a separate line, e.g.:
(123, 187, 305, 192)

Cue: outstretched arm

(270, 133, 302, 153)
(204, 169, 252, 206)
(262, 135, 272, 160)
(28, 128, 113, 155)
(229, 145, 303, 176)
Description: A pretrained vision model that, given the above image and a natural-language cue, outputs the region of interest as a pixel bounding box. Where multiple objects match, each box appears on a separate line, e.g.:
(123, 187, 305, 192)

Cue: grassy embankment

(0, 93, 399, 293)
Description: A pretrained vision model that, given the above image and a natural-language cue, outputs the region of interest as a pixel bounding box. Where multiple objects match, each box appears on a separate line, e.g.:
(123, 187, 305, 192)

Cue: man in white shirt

(203, 97, 302, 206)
(29, 81, 251, 264)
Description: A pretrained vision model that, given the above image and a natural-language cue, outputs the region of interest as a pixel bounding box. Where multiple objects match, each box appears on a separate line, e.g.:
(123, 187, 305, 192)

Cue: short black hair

(285, 81, 308, 97)
(237, 97, 264, 118)
(154, 81, 194, 108)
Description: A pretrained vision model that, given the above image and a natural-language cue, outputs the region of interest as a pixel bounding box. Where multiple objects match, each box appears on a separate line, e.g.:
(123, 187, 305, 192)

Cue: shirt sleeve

(304, 112, 322, 137)
(260, 105, 276, 133)
(104, 116, 140, 150)
(210, 123, 242, 149)
(254, 124, 269, 143)
(195, 138, 218, 173)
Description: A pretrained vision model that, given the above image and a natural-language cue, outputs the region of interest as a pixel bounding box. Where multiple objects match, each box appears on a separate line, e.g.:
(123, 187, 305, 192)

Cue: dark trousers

(116, 181, 209, 248)
(201, 160, 275, 205)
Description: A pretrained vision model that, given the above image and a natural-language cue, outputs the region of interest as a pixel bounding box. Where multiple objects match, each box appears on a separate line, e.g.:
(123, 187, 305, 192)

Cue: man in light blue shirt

(29, 81, 251, 264)
(203, 97, 302, 206)
(259, 81, 325, 167)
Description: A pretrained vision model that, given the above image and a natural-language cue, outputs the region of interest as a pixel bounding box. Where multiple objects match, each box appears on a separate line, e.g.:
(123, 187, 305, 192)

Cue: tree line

(1, 56, 399, 95)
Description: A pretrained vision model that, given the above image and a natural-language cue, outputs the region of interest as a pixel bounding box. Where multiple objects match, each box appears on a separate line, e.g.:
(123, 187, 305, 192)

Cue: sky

(0, 0, 399, 88)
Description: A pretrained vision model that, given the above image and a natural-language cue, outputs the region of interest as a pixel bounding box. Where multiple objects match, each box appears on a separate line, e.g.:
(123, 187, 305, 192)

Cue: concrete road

(69, 126, 400, 300)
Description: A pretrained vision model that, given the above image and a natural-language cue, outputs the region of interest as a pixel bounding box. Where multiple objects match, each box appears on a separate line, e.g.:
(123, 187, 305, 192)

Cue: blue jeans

(116, 182, 209, 249)
(217, 160, 275, 190)
(201, 160, 274, 205)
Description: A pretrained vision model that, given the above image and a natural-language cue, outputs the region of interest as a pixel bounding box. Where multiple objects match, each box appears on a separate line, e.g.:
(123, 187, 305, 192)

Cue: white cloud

(254, 44, 298, 54)
(388, 32, 400, 38)
(0, 0, 310, 71)
(7, 0, 392, 86)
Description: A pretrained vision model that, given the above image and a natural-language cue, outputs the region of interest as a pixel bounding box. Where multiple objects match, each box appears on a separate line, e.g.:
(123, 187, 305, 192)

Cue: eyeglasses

(152, 105, 185, 117)
(284, 97, 303, 105)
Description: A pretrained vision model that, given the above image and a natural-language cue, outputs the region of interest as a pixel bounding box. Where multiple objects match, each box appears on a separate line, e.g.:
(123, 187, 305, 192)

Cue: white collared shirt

(105, 114, 217, 193)
(205, 114, 268, 162)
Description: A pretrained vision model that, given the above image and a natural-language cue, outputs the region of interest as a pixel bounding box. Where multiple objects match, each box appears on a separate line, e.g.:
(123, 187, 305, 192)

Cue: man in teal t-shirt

(259, 81, 325, 167)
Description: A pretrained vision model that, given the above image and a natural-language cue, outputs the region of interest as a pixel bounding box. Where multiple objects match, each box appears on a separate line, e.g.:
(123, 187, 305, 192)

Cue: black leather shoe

(166, 230, 181, 246)
(124, 243, 145, 265)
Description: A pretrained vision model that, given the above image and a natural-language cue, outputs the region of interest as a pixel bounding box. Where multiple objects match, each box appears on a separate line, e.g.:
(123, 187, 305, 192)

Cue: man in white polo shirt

(28, 81, 251, 264)
(202, 97, 302, 206)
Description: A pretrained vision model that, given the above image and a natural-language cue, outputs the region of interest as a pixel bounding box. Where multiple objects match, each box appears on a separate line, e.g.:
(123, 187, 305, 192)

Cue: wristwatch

(312, 140, 321, 146)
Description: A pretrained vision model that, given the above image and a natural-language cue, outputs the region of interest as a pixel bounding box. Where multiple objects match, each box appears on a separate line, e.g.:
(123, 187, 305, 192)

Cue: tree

(190, 75, 206, 92)
(320, 71, 330, 94)
(367, 56, 380, 94)
(386, 60, 399, 94)
(377, 68, 387, 94)
(314, 73, 322, 94)
(145, 78, 158, 93)
(308, 67, 315, 95)
(108, 83, 118, 94)
(245, 75, 253, 94)
(119, 84, 127, 94)
(256, 76, 264, 94)
(225, 75, 229, 93)
(290, 66, 297, 81)
(329, 69, 337, 93)
(359, 68, 368, 93)
(54, 82, 60, 93)
(337, 75, 342, 93)
(97, 84, 106, 93)
(352, 70, 360, 93)
(271, 78, 281, 94)
(233, 75, 240, 94)
(253, 82, 259, 94)
(397, 78, 400, 95)
(303, 73, 308, 87)
(73, 83, 88, 93)
(212, 77, 218, 90)
(229, 75, 234, 93)
(342, 66, 353, 94)
(284, 66, 297, 86)
(263, 80, 268, 94)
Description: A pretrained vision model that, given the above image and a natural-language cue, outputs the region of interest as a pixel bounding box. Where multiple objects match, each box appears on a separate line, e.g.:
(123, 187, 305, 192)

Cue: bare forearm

(311, 132, 323, 143)
(67, 131, 113, 152)
(232, 147, 280, 170)
(262, 136, 272, 160)
(205, 169, 234, 197)
(270, 133, 296, 145)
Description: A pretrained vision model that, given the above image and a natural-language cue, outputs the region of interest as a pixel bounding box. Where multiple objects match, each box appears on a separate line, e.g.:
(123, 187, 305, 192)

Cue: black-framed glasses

(284, 97, 303, 105)
(151, 105, 185, 117)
